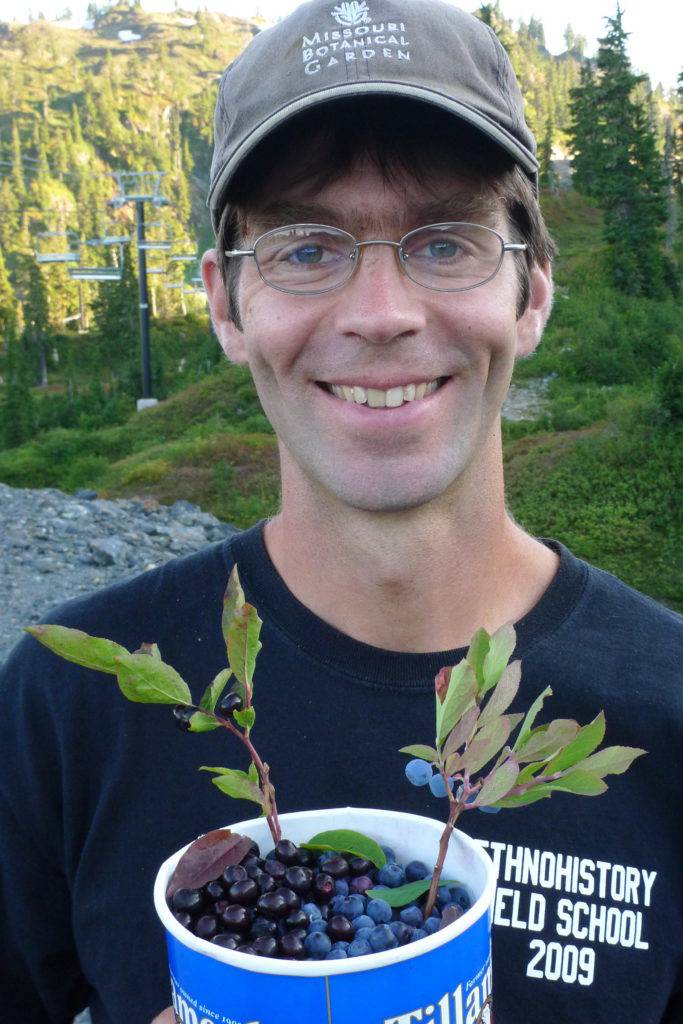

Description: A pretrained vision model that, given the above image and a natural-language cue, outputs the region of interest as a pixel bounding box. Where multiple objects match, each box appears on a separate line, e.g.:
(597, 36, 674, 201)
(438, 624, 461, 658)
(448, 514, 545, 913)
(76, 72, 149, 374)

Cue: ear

(514, 260, 553, 359)
(201, 249, 248, 364)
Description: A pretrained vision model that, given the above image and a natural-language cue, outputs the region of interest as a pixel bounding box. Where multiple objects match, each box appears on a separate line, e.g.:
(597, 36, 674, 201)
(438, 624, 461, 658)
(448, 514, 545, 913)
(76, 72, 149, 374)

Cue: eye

(290, 244, 325, 265)
(425, 238, 462, 260)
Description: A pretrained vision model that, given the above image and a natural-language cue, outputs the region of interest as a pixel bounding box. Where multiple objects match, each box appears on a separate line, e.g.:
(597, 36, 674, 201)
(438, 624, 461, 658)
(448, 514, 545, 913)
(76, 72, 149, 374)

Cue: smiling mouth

(318, 377, 450, 408)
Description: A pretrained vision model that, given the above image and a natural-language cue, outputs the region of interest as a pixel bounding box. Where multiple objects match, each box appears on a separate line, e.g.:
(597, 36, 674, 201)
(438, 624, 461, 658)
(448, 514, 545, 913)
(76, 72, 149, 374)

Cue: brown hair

(215, 98, 555, 328)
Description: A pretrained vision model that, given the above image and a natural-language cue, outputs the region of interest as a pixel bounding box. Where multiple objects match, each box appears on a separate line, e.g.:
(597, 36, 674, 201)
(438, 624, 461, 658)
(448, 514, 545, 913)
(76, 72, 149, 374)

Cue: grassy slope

(0, 192, 680, 608)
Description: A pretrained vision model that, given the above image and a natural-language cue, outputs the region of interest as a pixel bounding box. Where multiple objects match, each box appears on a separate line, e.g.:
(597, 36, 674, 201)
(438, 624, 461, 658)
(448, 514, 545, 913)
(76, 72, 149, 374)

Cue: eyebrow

(248, 193, 501, 236)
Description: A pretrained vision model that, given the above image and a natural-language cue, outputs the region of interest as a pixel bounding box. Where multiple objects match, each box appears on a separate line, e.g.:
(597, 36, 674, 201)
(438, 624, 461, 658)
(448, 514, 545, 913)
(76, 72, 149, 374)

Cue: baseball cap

(208, 0, 538, 231)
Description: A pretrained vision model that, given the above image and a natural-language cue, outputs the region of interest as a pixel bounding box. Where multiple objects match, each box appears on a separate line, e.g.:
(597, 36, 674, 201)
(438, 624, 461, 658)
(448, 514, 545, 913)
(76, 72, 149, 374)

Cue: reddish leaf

(166, 829, 254, 899)
(435, 666, 451, 705)
(439, 904, 464, 929)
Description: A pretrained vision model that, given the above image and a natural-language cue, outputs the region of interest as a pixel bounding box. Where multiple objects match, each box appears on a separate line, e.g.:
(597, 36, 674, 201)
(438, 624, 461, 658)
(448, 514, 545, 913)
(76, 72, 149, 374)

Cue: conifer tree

(569, 6, 670, 296)
(92, 246, 140, 389)
(10, 120, 25, 199)
(23, 260, 51, 387)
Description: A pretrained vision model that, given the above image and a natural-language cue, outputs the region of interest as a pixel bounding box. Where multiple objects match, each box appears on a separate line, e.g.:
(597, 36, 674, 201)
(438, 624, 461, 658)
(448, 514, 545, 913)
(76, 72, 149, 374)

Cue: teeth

(326, 379, 442, 407)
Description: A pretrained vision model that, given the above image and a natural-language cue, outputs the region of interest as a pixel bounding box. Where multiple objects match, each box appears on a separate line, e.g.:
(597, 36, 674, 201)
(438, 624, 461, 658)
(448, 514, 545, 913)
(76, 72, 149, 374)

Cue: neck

(264, 433, 559, 652)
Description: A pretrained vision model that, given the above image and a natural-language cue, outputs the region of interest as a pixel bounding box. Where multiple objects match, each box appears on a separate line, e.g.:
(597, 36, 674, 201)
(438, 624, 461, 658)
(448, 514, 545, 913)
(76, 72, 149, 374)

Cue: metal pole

(135, 199, 152, 399)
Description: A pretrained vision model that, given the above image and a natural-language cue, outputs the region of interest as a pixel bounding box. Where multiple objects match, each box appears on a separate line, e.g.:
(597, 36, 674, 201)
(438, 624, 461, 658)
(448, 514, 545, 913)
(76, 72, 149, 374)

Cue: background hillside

(0, 1, 681, 611)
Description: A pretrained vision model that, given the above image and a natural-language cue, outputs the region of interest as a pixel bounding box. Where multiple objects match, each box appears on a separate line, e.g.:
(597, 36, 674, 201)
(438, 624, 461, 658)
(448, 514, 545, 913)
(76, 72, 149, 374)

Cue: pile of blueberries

(168, 838, 471, 961)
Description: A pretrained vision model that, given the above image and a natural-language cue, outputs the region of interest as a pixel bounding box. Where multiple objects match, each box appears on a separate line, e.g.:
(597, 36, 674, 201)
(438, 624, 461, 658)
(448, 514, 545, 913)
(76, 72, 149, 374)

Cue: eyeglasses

(225, 222, 526, 296)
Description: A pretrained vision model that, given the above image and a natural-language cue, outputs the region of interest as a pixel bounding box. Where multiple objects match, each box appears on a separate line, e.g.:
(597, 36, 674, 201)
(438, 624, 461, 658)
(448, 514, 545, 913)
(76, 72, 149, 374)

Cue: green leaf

(513, 686, 552, 752)
(478, 660, 521, 729)
(544, 713, 606, 774)
(366, 877, 458, 908)
(442, 705, 480, 759)
(573, 745, 647, 778)
(480, 622, 516, 696)
(134, 642, 161, 660)
(492, 786, 555, 808)
(466, 627, 490, 690)
(234, 707, 256, 730)
(199, 668, 231, 714)
(301, 830, 386, 869)
(475, 758, 519, 806)
(436, 662, 477, 745)
(444, 752, 463, 775)
(188, 711, 220, 732)
(516, 761, 546, 786)
(248, 762, 259, 784)
(113, 651, 192, 705)
(399, 744, 439, 763)
(223, 567, 263, 692)
(25, 624, 127, 676)
(550, 770, 608, 796)
(515, 719, 579, 763)
(460, 714, 516, 775)
(200, 766, 264, 805)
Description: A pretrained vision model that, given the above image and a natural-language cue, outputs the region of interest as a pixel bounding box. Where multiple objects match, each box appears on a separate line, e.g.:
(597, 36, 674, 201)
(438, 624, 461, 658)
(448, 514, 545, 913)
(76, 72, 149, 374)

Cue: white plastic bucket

(154, 806, 496, 1024)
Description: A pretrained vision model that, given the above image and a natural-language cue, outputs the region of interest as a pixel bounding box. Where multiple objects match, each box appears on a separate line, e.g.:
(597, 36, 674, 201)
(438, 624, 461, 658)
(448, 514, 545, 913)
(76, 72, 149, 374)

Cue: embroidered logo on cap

(302, 3, 410, 75)
(331, 2, 372, 26)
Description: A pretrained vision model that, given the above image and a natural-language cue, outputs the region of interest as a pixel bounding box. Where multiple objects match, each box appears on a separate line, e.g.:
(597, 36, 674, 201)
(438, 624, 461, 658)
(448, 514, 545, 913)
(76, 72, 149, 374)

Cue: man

(1, 2, 681, 1023)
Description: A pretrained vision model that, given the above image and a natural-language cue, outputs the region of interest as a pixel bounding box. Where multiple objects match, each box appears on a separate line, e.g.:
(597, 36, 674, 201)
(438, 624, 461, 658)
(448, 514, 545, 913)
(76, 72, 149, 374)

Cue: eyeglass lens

(252, 223, 506, 293)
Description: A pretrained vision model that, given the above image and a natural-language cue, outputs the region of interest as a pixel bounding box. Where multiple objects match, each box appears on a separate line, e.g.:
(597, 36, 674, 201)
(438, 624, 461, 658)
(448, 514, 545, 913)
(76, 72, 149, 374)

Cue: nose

(332, 242, 427, 345)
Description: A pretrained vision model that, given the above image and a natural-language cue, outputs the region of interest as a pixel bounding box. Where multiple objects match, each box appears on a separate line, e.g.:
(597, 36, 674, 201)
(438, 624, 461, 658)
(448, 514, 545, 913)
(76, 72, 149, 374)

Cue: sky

(1, 0, 681, 93)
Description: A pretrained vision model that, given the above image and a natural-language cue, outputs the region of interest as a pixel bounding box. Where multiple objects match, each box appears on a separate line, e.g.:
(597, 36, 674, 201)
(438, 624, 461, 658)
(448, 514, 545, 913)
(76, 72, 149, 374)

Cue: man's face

(204, 161, 552, 514)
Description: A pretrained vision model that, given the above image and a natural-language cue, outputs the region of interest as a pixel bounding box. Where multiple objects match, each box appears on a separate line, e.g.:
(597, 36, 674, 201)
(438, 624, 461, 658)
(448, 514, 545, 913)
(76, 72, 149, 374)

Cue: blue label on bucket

(166, 907, 492, 1024)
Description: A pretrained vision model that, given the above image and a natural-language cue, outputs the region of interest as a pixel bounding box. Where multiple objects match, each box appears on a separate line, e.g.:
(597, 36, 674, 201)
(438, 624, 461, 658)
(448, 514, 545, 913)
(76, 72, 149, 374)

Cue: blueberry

(429, 773, 455, 798)
(223, 865, 248, 885)
(250, 917, 277, 938)
(367, 898, 393, 924)
(347, 938, 372, 957)
(216, 691, 243, 721)
(302, 901, 322, 921)
(331, 941, 349, 950)
(312, 873, 335, 901)
(304, 931, 332, 959)
(284, 866, 313, 894)
(389, 920, 413, 945)
(423, 917, 440, 935)
(211, 934, 238, 949)
(348, 857, 372, 876)
(349, 875, 374, 895)
(318, 850, 341, 863)
(307, 919, 328, 935)
(285, 909, 309, 930)
(274, 839, 299, 865)
(354, 926, 373, 942)
(411, 928, 428, 942)
(339, 894, 366, 919)
(404, 758, 433, 786)
(448, 885, 472, 911)
(399, 906, 424, 929)
(195, 915, 219, 940)
(380, 846, 396, 863)
(377, 863, 405, 888)
(368, 924, 399, 952)
(171, 888, 204, 913)
(328, 914, 355, 942)
(353, 914, 375, 931)
(405, 860, 429, 882)
(278, 931, 305, 959)
(228, 879, 259, 906)
(334, 879, 350, 896)
(325, 948, 348, 959)
(172, 705, 195, 731)
(252, 935, 278, 957)
(323, 856, 350, 878)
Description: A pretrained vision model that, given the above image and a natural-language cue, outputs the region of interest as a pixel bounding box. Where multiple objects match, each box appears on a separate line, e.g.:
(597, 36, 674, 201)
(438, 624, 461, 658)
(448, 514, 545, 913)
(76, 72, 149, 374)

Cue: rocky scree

(0, 482, 237, 666)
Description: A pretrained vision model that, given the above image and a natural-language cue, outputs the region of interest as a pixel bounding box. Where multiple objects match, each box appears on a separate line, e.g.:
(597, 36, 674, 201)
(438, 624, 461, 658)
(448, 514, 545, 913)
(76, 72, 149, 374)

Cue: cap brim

(208, 83, 539, 232)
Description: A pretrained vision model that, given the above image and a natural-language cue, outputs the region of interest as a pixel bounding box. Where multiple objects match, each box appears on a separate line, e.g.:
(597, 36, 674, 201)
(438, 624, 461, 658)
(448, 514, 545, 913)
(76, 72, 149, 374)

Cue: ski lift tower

(109, 171, 171, 411)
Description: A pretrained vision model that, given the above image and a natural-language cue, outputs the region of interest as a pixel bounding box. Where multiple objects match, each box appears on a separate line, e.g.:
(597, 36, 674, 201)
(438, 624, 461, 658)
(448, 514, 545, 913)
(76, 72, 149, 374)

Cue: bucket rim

(154, 806, 496, 977)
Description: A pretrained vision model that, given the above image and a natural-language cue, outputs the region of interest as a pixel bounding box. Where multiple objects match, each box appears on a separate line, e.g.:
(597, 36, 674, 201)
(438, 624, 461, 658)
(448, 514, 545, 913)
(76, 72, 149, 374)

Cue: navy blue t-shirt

(0, 522, 681, 1023)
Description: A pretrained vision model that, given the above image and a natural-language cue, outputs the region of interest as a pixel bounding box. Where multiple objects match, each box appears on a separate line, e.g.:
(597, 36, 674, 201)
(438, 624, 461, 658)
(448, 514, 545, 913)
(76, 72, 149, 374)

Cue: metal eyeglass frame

(224, 222, 528, 295)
